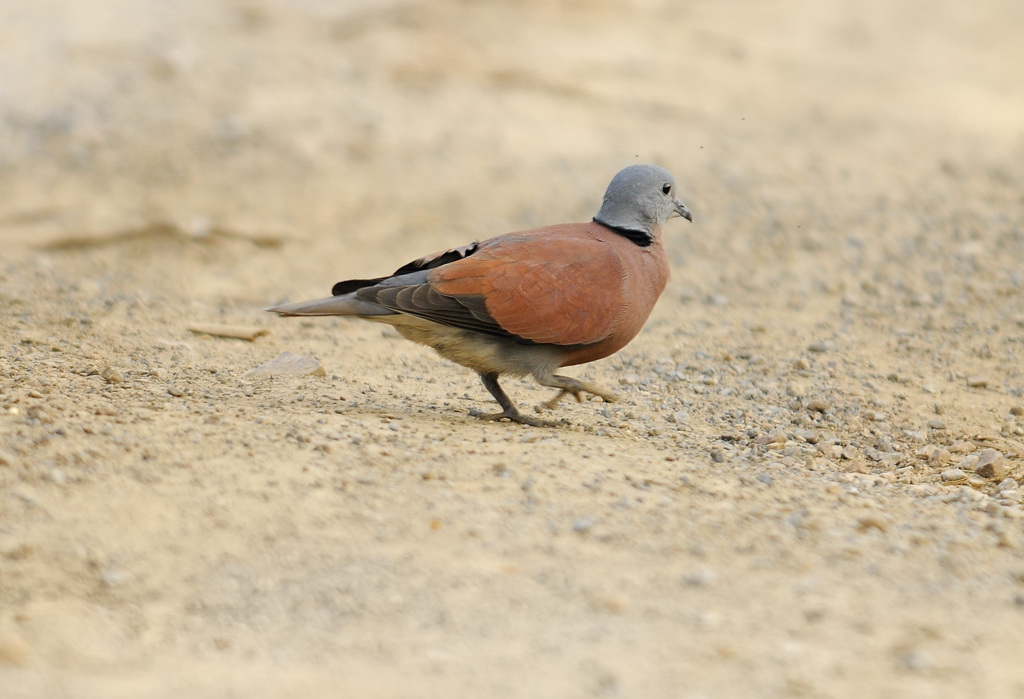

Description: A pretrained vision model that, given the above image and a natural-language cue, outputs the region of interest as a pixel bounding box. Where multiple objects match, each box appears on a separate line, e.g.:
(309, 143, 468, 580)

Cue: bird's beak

(674, 199, 692, 222)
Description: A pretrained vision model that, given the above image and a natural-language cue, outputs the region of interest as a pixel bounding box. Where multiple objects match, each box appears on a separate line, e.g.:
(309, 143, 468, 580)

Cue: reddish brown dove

(269, 164, 691, 425)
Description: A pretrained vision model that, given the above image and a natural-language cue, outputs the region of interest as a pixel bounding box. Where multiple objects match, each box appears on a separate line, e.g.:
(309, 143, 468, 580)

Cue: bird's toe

(540, 389, 575, 410)
(471, 407, 562, 428)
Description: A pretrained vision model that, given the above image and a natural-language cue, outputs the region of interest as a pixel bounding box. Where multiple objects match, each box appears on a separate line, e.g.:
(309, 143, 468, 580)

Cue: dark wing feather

(390, 243, 479, 276)
(332, 277, 388, 295)
(359, 280, 516, 339)
(331, 243, 479, 297)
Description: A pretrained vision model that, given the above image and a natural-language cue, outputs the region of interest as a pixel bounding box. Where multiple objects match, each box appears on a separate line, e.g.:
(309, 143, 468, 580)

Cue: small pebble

(787, 382, 808, 398)
(927, 419, 947, 430)
(900, 648, 933, 672)
(996, 478, 1018, 492)
(682, 567, 717, 587)
(101, 569, 133, 586)
(27, 406, 53, 424)
(941, 468, 967, 482)
(572, 517, 596, 533)
(856, 513, 891, 532)
(807, 398, 831, 413)
(819, 443, 843, 460)
(924, 446, 951, 466)
(997, 528, 1023, 551)
(100, 366, 124, 384)
(754, 429, 787, 446)
(12, 487, 40, 507)
(245, 351, 327, 378)
(956, 454, 979, 471)
(975, 449, 1007, 479)
(966, 376, 990, 388)
(669, 410, 688, 424)
(998, 490, 1024, 504)
(0, 634, 32, 667)
(948, 440, 975, 453)
(793, 428, 818, 443)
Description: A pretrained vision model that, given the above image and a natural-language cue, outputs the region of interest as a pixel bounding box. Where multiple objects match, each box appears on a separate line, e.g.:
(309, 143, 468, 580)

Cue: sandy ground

(2, 0, 1024, 696)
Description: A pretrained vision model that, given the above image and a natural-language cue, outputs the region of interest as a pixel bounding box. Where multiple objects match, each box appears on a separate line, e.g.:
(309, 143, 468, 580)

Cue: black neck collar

(593, 218, 653, 247)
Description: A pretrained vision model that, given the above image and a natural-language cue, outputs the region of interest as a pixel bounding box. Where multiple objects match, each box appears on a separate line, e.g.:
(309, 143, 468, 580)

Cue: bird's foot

(541, 390, 571, 410)
(475, 372, 571, 426)
(540, 383, 619, 410)
(469, 407, 562, 427)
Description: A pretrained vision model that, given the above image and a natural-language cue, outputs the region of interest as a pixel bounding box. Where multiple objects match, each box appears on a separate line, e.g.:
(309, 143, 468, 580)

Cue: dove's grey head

(593, 164, 691, 244)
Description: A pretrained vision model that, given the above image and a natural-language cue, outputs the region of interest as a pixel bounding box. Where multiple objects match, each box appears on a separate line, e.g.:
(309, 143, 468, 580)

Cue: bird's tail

(266, 294, 393, 317)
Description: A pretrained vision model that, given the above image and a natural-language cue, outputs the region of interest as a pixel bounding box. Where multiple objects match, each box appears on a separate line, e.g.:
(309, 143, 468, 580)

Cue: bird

(268, 164, 691, 426)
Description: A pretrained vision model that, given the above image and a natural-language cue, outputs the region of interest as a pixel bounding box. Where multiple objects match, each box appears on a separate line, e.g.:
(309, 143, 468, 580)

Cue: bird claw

(470, 407, 561, 428)
(539, 386, 619, 411)
(540, 389, 575, 410)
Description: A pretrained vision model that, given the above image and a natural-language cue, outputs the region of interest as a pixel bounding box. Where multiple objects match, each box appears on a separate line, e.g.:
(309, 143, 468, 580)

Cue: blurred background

(2, 0, 1021, 289)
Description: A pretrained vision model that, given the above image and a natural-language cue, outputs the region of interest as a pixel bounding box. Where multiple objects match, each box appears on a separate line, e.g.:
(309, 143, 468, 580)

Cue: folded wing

(356, 229, 622, 347)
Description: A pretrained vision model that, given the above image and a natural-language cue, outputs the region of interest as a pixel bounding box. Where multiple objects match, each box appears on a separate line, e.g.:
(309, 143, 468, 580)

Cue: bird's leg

(536, 374, 619, 410)
(473, 372, 558, 427)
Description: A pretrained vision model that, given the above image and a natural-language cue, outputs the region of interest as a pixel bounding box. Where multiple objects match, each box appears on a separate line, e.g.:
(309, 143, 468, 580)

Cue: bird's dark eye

(662, 182, 672, 195)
